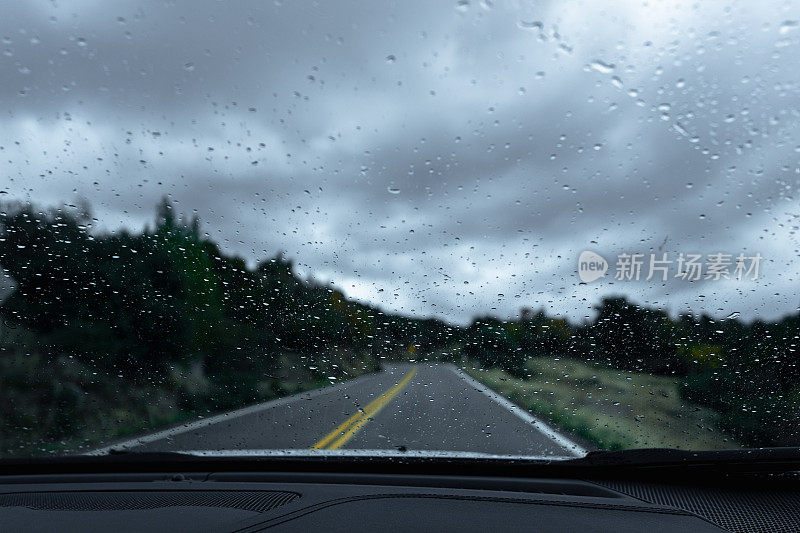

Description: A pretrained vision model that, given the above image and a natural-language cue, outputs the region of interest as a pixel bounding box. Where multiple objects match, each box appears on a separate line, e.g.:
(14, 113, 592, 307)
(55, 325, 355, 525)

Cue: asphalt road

(92, 364, 586, 458)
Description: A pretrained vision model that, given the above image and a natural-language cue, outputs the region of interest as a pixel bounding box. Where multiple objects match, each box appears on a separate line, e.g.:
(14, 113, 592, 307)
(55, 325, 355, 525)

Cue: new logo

(578, 251, 608, 283)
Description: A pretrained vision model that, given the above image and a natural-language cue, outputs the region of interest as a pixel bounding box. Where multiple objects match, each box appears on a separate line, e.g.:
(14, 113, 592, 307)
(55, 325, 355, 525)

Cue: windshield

(1, 0, 798, 460)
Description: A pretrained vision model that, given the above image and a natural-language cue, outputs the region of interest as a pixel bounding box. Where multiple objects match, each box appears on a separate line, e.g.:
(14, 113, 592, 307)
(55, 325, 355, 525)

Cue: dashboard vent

(0, 490, 299, 513)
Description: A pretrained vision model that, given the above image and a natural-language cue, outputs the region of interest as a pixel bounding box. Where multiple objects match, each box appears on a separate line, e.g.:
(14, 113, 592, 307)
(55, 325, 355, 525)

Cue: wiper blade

(144, 449, 568, 461)
(3, 448, 800, 481)
(102, 450, 195, 459)
(76, 446, 800, 468)
(564, 447, 800, 470)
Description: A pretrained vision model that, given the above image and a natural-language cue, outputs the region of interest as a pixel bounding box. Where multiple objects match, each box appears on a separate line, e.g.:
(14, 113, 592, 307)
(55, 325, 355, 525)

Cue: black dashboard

(1, 455, 799, 532)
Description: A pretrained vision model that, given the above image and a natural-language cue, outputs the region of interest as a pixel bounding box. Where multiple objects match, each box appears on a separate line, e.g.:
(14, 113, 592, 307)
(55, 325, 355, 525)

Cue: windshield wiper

(3, 447, 800, 481)
(563, 447, 800, 472)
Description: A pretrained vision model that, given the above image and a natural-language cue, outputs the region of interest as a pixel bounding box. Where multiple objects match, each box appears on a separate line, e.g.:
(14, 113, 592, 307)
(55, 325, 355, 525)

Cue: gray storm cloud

(1, 0, 799, 324)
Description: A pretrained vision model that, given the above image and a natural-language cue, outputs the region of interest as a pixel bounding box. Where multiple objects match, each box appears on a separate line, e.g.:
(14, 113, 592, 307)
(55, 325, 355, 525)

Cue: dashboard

(1, 464, 798, 532)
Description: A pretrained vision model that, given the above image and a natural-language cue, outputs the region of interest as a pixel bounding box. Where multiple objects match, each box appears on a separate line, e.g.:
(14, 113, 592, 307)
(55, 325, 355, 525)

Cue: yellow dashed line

(311, 367, 417, 450)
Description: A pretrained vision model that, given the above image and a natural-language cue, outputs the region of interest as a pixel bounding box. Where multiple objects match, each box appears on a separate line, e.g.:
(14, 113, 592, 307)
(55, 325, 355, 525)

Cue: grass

(0, 352, 195, 456)
(464, 357, 740, 451)
(0, 346, 362, 457)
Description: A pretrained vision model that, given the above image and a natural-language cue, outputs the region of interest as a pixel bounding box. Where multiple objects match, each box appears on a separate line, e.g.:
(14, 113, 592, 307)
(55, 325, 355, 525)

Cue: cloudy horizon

(2, 0, 799, 325)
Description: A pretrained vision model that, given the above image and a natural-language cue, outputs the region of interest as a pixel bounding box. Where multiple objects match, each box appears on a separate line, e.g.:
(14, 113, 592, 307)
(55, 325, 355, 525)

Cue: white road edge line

(449, 365, 588, 457)
(85, 372, 380, 455)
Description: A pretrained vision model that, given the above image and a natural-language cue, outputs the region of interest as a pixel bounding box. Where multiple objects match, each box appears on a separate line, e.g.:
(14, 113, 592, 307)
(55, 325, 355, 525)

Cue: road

(91, 364, 587, 458)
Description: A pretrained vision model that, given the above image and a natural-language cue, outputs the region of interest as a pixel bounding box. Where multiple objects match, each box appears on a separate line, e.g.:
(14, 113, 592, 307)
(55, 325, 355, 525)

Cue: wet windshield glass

(1, 0, 798, 458)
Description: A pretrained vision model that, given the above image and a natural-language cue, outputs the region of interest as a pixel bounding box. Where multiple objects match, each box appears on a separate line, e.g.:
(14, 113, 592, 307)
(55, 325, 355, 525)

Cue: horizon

(1, 196, 793, 329)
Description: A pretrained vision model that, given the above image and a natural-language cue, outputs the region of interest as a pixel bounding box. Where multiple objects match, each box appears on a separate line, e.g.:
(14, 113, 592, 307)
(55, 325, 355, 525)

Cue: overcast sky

(1, 0, 799, 324)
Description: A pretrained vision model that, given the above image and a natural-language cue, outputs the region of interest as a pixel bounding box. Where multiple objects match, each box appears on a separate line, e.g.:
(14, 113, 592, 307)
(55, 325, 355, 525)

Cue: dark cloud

(1, 0, 798, 324)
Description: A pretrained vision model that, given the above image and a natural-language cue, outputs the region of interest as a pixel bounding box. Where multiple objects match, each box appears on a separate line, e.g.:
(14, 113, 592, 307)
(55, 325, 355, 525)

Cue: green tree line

(0, 198, 797, 451)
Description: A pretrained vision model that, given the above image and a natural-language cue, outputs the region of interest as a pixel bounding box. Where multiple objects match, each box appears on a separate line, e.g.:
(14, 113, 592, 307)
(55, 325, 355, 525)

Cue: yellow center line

(311, 367, 418, 450)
